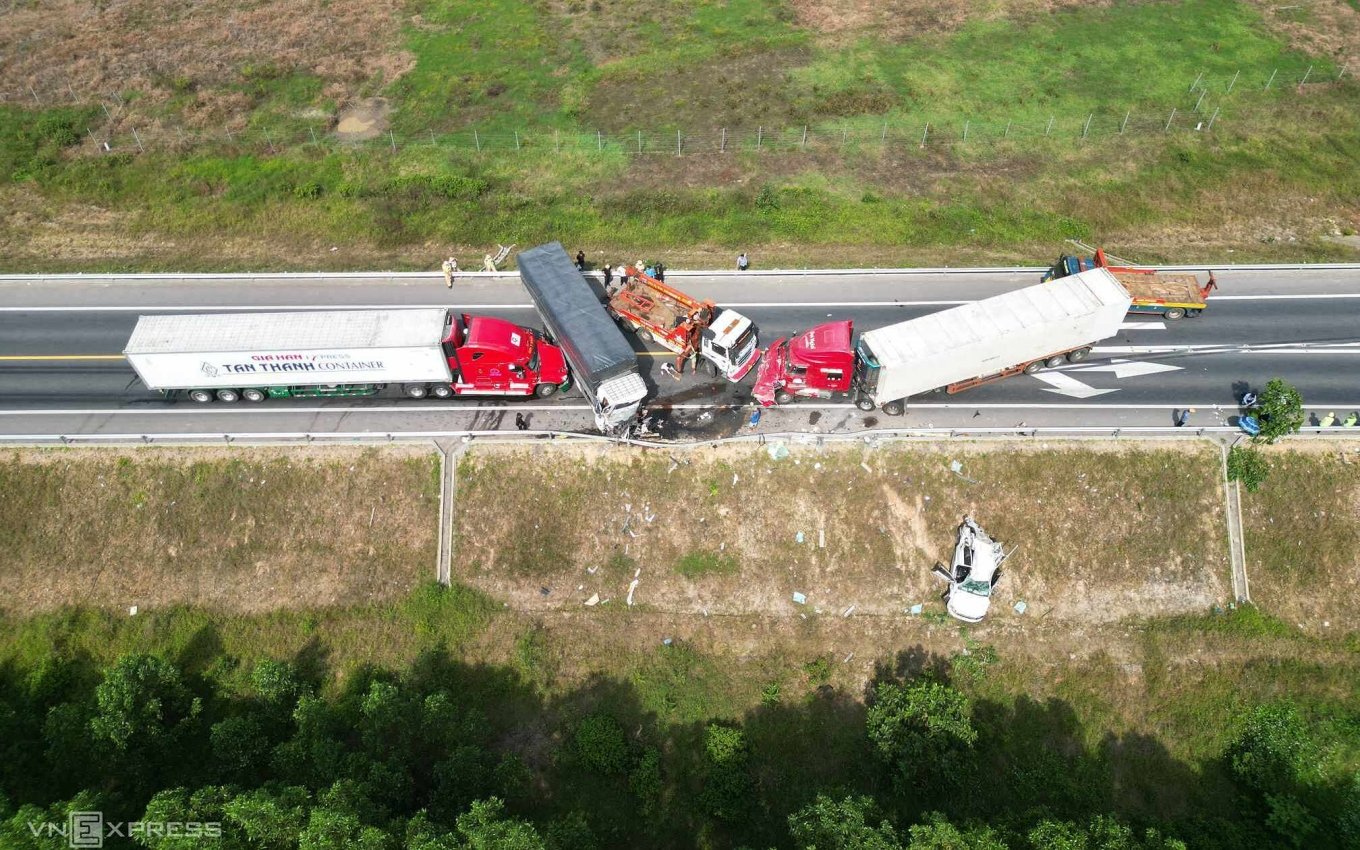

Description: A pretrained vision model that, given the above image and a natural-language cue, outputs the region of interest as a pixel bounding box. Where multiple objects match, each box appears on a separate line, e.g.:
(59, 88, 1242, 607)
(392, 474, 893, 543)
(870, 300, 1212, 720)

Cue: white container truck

(856, 267, 1131, 413)
(753, 268, 1130, 414)
(123, 309, 573, 403)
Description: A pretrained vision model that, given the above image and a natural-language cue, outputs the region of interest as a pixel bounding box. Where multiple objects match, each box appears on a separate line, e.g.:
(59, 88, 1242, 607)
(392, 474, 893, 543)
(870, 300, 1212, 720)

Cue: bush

(1227, 445, 1269, 492)
(867, 681, 976, 789)
(1251, 378, 1305, 444)
(574, 712, 629, 775)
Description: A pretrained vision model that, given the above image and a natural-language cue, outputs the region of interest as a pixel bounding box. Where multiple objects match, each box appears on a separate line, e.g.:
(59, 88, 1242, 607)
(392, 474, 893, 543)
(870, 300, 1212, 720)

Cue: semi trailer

(606, 271, 760, 380)
(1044, 248, 1218, 319)
(752, 267, 1131, 414)
(517, 242, 648, 432)
(123, 309, 570, 402)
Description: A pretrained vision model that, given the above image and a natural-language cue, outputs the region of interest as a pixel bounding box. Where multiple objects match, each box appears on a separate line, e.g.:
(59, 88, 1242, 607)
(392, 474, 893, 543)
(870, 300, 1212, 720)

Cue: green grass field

(1, 0, 1357, 270)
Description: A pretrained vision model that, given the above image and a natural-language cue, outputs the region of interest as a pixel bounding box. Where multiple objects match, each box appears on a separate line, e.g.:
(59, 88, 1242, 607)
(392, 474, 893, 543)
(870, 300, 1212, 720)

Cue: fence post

(676, 129, 682, 156)
(387, 130, 394, 153)
(132, 127, 144, 152)
(801, 126, 808, 149)
(474, 129, 480, 152)
(1190, 70, 1205, 91)
(921, 122, 929, 146)
(1164, 108, 1176, 131)
(1121, 110, 1130, 134)
(1045, 116, 1054, 136)
(1206, 106, 1220, 131)
(720, 127, 726, 152)
(756, 126, 762, 151)
(1298, 64, 1313, 89)
(1264, 68, 1277, 90)
(1193, 89, 1208, 112)
(1227, 69, 1240, 93)
(514, 130, 520, 150)
(1082, 113, 1092, 138)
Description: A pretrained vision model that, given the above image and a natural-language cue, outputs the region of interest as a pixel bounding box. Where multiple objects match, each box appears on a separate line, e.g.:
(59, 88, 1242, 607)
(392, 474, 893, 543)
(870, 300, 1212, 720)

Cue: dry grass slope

(0, 446, 438, 613)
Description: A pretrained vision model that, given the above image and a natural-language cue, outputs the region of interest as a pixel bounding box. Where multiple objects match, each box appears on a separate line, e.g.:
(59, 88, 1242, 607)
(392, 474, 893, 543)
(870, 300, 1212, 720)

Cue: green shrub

(574, 711, 629, 774)
(1227, 445, 1269, 492)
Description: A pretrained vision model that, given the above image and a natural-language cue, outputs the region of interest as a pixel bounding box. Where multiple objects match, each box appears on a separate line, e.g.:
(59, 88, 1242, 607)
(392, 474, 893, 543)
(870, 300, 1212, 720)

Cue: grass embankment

(1239, 444, 1360, 631)
(1, 0, 1358, 270)
(454, 442, 1230, 623)
(0, 447, 439, 613)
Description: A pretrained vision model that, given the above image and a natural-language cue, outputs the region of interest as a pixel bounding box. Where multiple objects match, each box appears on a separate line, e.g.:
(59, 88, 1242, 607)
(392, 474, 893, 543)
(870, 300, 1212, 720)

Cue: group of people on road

(444, 249, 753, 286)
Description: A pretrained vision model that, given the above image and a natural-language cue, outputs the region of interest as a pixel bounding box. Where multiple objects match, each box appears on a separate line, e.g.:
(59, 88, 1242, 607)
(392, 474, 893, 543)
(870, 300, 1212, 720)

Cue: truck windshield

(731, 325, 755, 355)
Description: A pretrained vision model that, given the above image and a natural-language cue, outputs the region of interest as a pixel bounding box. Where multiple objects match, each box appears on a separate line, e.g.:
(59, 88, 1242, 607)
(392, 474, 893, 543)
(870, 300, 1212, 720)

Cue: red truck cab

(443, 314, 570, 398)
(751, 320, 855, 406)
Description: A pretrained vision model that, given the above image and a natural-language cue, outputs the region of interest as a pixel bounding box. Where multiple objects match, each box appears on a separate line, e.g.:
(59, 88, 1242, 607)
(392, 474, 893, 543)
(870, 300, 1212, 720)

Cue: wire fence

(2, 64, 1350, 160)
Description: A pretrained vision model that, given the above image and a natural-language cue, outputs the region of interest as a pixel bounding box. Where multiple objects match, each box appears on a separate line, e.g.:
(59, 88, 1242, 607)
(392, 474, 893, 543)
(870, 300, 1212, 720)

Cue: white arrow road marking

(1067, 359, 1184, 379)
(1031, 372, 1119, 398)
(1118, 321, 1167, 330)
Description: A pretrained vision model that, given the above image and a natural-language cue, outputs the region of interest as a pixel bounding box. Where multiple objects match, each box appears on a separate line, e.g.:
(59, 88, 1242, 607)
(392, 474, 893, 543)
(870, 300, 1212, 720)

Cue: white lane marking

(6, 292, 1360, 312)
(1118, 321, 1166, 330)
(1068, 359, 1184, 379)
(1030, 372, 1118, 398)
(1095, 343, 1360, 355)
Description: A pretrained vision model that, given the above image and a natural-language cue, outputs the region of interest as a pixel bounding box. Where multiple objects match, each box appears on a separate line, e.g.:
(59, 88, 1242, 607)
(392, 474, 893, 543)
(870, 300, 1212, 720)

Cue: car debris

(933, 516, 1014, 623)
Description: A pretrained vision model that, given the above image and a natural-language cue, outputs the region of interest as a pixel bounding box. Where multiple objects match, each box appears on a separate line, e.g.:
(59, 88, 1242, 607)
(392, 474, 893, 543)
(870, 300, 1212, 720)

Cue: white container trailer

(855, 267, 1131, 413)
(124, 309, 452, 402)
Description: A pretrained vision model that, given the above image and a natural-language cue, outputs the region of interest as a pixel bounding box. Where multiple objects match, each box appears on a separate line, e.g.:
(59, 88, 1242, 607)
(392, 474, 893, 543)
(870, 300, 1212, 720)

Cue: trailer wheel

(1066, 347, 1092, 363)
(403, 384, 429, 399)
(883, 400, 905, 416)
(638, 329, 655, 344)
(431, 384, 454, 399)
(1163, 307, 1186, 320)
(216, 389, 240, 403)
(1044, 355, 1067, 368)
(242, 388, 267, 402)
(1023, 360, 1045, 375)
(775, 390, 794, 405)
(1186, 309, 1202, 317)
(188, 389, 214, 404)
(855, 397, 876, 411)
(534, 383, 558, 398)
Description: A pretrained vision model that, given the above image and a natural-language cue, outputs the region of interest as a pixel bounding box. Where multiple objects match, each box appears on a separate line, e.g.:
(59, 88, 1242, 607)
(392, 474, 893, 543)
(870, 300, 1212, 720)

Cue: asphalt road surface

(1, 267, 1358, 439)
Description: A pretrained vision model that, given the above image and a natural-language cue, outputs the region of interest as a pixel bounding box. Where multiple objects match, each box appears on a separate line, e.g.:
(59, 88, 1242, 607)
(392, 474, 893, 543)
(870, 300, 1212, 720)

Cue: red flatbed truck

(1044, 248, 1218, 320)
(607, 271, 760, 380)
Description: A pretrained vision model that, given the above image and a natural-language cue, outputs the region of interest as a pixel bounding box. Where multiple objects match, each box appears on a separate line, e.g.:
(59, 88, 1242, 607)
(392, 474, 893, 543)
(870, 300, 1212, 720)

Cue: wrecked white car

(934, 516, 1008, 623)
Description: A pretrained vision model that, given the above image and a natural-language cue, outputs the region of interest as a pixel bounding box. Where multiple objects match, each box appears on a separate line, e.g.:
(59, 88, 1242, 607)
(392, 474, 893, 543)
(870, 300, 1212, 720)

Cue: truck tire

(1023, 360, 1044, 375)
(535, 383, 558, 398)
(431, 384, 453, 399)
(216, 389, 240, 403)
(188, 389, 214, 404)
(1044, 355, 1067, 368)
(1163, 307, 1186, 320)
(775, 390, 794, 405)
(403, 384, 428, 399)
(242, 388, 266, 402)
(1066, 347, 1092, 363)
(855, 397, 876, 411)
(638, 329, 655, 344)
(883, 400, 905, 416)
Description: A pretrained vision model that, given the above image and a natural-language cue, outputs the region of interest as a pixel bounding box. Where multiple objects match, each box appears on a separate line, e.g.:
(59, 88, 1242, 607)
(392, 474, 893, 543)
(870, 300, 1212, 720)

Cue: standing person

(655, 261, 666, 282)
(737, 252, 749, 271)
(515, 412, 529, 431)
(441, 256, 458, 288)
(575, 250, 586, 271)
(1175, 408, 1191, 427)
(483, 253, 497, 272)
(602, 262, 613, 289)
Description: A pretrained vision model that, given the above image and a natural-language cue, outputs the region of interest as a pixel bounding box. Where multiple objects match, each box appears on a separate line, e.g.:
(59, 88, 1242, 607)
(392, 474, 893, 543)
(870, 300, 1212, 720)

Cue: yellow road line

(0, 354, 126, 361)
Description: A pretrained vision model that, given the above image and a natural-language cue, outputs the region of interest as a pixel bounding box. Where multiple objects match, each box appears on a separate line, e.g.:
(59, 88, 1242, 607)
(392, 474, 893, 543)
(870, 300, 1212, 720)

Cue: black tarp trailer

(516, 242, 648, 432)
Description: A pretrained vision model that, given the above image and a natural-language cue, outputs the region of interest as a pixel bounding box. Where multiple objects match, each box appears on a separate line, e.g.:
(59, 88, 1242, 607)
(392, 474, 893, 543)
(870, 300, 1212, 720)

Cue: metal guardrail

(1, 426, 1354, 447)
(2, 262, 1360, 285)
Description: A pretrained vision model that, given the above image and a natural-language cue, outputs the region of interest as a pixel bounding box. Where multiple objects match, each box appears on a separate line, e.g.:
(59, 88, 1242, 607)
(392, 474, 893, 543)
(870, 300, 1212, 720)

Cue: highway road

(1, 267, 1358, 439)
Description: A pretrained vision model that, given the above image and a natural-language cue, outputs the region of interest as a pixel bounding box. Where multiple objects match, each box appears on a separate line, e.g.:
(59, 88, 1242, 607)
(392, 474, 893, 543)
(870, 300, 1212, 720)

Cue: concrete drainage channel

(3, 427, 1355, 597)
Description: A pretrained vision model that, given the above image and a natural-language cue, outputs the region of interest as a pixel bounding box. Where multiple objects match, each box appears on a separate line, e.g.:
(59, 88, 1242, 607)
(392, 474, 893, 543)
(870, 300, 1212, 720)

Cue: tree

(136, 785, 242, 850)
(867, 681, 976, 789)
(89, 654, 202, 790)
(211, 714, 271, 780)
(1228, 703, 1318, 794)
(905, 813, 1008, 850)
(788, 794, 902, 850)
(573, 712, 629, 775)
(454, 798, 546, 850)
(700, 724, 752, 823)
(223, 785, 311, 850)
(1251, 378, 1305, 444)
